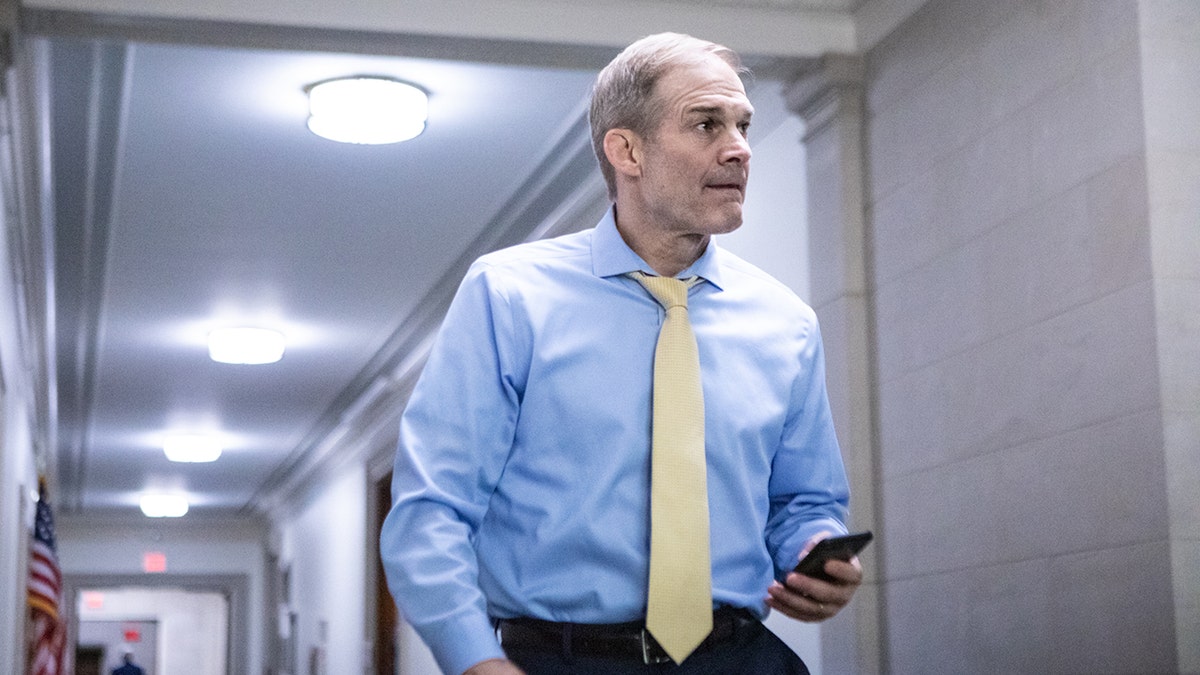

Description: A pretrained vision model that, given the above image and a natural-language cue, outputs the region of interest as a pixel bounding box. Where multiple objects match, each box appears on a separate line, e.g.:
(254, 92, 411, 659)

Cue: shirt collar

(591, 206, 726, 290)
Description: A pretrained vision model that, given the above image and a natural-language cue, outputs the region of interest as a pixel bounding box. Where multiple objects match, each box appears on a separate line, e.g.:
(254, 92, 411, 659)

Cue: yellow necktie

(632, 272, 712, 664)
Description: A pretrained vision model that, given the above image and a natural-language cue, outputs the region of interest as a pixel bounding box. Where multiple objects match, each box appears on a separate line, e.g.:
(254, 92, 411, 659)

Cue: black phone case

(792, 531, 873, 582)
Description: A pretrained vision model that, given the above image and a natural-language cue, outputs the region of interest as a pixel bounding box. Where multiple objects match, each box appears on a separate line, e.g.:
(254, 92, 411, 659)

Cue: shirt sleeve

(764, 315, 852, 579)
(379, 261, 521, 675)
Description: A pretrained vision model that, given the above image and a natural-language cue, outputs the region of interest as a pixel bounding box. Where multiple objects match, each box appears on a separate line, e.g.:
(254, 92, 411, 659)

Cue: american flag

(26, 478, 66, 675)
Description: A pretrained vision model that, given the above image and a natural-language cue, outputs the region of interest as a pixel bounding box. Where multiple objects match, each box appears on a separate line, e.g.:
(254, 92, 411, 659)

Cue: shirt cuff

(419, 608, 506, 675)
(775, 518, 849, 578)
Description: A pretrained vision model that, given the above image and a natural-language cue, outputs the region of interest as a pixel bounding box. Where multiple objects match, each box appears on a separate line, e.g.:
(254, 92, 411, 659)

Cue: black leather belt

(494, 606, 756, 665)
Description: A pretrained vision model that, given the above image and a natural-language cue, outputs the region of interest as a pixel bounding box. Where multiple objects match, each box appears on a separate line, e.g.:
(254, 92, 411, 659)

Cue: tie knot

(631, 272, 694, 310)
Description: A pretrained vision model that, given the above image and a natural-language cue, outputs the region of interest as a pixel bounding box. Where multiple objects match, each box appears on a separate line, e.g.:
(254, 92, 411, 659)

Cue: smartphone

(792, 531, 873, 582)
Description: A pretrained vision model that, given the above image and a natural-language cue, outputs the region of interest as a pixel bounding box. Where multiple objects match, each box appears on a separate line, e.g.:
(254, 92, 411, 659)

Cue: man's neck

(612, 206, 709, 278)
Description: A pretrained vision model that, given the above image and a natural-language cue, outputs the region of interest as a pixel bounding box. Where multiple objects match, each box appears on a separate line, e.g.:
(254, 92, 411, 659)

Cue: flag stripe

(26, 479, 65, 675)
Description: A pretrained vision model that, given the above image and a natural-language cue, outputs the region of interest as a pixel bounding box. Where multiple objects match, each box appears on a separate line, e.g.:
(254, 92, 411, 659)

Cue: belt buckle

(640, 629, 672, 665)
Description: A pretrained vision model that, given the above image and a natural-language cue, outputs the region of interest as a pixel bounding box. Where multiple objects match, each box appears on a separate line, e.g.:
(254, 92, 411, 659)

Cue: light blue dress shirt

(380, 208, 850, 675)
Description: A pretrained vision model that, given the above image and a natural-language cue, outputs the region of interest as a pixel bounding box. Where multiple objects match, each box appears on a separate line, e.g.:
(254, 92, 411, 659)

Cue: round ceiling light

(163, 434, 222, 463)
(208, 327, 286, 365)
(140, 493, 189, 518)
(306, 76, 428, 145)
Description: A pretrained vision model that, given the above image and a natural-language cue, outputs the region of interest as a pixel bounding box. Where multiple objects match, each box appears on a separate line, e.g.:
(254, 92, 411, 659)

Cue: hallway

(3, 1, 1196, 674)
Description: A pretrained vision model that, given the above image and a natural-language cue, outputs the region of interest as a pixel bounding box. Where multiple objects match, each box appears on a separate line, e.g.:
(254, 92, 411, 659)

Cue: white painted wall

(0, 317, 36, 673)
(0, 232, 40, 675)
(0, 393, 38, 675)
(725, 96, 811, 302)
(276, 461, 369, 673)
(0, 74, 45, 675)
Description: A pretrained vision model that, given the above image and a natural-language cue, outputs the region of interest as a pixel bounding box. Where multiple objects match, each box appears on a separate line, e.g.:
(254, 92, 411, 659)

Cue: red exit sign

(142, 551, 167, 573)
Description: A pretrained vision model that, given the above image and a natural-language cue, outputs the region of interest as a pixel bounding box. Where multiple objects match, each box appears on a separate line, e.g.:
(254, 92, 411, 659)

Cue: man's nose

(720, 130, 751, 164)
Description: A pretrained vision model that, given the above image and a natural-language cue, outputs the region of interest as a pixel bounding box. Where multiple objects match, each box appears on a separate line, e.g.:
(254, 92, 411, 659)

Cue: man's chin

(714, 219, 743, 235)
(709, 207, 744, 234)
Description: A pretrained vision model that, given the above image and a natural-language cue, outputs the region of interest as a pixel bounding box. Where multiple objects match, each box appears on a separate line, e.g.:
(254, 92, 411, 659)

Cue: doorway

(76, 587, 224, 675)
(76, 618, 160, 674)
(75, 645, 104, 675)
(65, 573, 249, 675)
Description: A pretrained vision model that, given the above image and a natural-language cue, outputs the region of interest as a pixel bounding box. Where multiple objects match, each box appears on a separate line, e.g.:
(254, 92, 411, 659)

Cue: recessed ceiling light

(208, 327, 285, 365)
(306, 76, 427, 145)
(163, 434, 222, 463)
(140, 494, 189, 518)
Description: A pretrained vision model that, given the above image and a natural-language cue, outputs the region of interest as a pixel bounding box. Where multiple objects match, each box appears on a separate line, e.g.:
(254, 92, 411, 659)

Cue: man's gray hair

(589, 33, 744, 201)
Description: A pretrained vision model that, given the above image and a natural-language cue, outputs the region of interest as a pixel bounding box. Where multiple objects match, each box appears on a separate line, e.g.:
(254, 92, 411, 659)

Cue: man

(380, 32, 861, 675)
(112, 653, 144, 675)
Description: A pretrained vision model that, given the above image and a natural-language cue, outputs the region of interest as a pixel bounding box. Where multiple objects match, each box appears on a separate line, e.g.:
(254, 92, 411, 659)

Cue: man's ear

(603, 128, 643, 178)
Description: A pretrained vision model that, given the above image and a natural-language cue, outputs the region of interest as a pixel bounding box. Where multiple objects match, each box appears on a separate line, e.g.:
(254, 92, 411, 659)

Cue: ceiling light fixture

(208, 327, 286, 365)
(163, 434, 222, 463)
(306, 76, 428, 144)
(139, 494, 189, 518)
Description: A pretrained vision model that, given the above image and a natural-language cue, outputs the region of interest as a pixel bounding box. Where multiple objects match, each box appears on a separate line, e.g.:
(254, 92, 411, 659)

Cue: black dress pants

(504, 619, 810, 675)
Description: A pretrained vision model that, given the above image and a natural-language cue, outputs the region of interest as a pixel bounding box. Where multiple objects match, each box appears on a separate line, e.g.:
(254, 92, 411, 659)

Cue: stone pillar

(784, 54, 885, 674)
(1138, 2, 1200, 671)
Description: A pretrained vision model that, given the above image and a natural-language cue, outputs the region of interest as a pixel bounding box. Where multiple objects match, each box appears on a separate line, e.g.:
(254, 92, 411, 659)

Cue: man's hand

(765, 533, 863, 622)
(463, 658, 525, 675)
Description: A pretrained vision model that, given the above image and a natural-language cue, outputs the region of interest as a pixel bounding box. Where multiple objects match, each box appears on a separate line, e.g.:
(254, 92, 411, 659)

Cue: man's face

(634, 55, 753, 237)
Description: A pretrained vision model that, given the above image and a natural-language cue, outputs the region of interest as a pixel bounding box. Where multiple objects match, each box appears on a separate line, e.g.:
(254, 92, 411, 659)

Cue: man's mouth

(705, 173, 747, 196)
(706, 182, 745, 197)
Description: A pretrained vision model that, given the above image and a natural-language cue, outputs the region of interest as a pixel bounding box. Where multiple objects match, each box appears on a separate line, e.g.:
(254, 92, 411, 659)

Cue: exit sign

(142, 551, 167, 573)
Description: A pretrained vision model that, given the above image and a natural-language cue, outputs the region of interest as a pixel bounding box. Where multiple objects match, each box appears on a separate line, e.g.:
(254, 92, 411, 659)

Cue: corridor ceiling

(21, 0, 909, 520)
